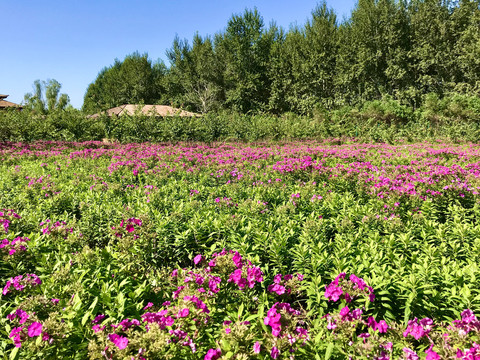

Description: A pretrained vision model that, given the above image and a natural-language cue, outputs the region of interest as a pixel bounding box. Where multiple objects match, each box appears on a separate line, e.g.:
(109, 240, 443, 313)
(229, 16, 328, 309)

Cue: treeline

(2, 92, 480, 143)
(82, 0, 480, 115)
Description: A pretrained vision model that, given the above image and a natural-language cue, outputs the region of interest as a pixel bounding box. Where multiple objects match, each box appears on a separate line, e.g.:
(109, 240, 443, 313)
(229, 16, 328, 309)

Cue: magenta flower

(403, 348, 419, 360)
(27, 322, 42, 337)
(268, 283, 286, 295)
(253, 341, 261, 354)
(324, 282, 343, 302)
(232, 251, 243, 268)
(193, 254, 203, 265)
(108, 333, 129, 350)
(9, 326, 23, 348)
(92, 324, 105, 333)
(204, 348, 221, 360)
(270, 346, 280, 359)
(178, 308, 190, 318)
(425, 345, 440, 360)
(92, 314, 105, 324)
(376, 320, 389, 333)
(144, 302, 154, 310)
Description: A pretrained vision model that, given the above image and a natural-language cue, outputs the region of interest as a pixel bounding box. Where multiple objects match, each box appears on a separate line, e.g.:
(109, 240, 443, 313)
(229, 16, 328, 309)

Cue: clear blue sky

(1, 0, 356, 109)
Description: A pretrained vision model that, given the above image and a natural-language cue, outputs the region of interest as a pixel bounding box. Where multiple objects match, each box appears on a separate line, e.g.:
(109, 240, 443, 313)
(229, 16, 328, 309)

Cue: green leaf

(10, 346, 19, 360)
(237, 303, 244, 319)
(81, 311, 91, 326)
(325, 343, 334, 360)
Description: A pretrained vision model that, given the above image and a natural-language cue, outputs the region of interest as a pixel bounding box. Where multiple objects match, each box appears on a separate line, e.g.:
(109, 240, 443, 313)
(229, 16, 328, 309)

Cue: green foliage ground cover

(2, 92, 480, 144)
(1, 140, 480, 358)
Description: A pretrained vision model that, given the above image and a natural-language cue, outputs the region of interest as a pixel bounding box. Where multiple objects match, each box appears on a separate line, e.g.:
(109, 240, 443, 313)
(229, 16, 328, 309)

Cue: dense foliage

(82, 53, 167, 114)
(1, 140, 480, 359)
(81, 0, 480, 115)
(2, 92, 480, 143)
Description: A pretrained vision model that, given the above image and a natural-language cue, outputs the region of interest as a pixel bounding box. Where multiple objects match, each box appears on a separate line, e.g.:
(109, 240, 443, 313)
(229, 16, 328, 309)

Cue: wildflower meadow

(1, 140, 480, 359)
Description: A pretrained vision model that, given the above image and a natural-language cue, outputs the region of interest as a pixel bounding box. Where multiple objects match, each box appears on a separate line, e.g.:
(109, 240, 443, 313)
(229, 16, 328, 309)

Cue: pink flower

(425, 345, 440, 360)
(144, 302, 154, 310)
(270, 346, 280, 359)
(376, 320, 389, 333)
(403, 348, 419, 360)
(92, 314, 105, 324)
(193, 254, 203, 265)
(325, 282, 343, 302)
(253, 341, 261, 354)
(339, 306, 350, 320)
(27, 322, 42, 337)
(9, 326, 23, 348)
(232, 252, 243, 268)
(268, 283, 286, 295)
(204, 348, 221, 360)
(108, 333, 129, 350)
(178, 308, 190, 318)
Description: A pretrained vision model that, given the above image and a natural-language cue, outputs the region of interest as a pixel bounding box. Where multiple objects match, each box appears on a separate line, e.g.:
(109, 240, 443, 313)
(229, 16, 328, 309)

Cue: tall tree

(409, 0, 456, 95)
(269, 2, 338, 114)
(24, 79, 70, 114)
(335, 0, 412, 105)
(166, 34, 224, 113)
(451, 0, 480, 88)
(82, 52, 166, 114)
(215, 8, 276, 112)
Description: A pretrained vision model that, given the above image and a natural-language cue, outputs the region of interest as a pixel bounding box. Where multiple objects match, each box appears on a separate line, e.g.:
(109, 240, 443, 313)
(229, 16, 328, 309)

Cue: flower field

(1, 140, 480, 359)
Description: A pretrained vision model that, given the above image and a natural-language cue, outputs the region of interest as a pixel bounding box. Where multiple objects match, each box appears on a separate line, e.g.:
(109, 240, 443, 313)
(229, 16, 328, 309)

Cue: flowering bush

(0, 236, 30, 258)
(3, 274, 41, 296)
(2, 141, 480, 359)
(324, 274, 480, 360)
(86, 250, 308, 359)
(0, 209, 20, 234)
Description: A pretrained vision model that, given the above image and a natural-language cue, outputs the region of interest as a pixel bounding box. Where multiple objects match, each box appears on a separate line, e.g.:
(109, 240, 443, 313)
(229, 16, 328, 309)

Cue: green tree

(269, 2, 338, 114)
(82, 52, 166, 114)
(451, 0, 480, 88)
(335, 0, 412, 105)
(166, 34, 224, 113)
(408, 0, 456, 95)
(23, 79, 70, 114)
(215, 8, 276, 112)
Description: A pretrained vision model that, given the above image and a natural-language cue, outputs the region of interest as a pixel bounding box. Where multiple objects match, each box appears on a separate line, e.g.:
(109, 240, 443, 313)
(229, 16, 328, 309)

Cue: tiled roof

(89, 104, 200, 118)
(0, 99, 22, 109)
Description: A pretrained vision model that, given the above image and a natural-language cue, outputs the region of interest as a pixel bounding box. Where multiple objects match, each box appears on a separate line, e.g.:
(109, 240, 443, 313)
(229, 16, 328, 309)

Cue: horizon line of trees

(25, 0, 480, 116)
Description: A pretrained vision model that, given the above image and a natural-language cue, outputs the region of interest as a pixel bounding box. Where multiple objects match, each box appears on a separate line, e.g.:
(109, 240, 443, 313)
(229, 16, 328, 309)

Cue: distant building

(88, 104, 200, 118)
(0, 94, 22, 110)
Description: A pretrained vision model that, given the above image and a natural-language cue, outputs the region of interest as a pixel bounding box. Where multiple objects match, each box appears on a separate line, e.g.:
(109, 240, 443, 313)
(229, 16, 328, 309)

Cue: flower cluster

(40, 219, 73, 239)
(0, 236, 30, 257)
(9, 321, 45, 348)
(87, 250, 307, 360)
(325, 273, 375, 303)
(214, 197, 237, 207)
(263, 302, 309, 359)
(325, 273, 480, 360)
(0, 209, 20, 233)
(112, 217, 142, 239)
(267, 273, 304, 297)
(3, 274, 41, 295)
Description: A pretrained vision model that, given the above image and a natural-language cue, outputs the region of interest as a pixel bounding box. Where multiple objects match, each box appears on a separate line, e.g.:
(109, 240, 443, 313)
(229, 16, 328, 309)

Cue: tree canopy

(82, 0, 480, 114)
(24, 79, 70, 114)
(82, 52, 166, 114)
